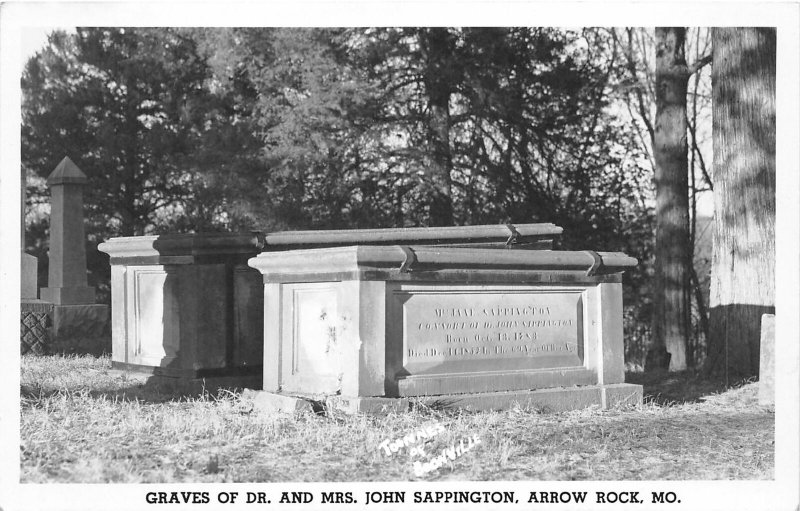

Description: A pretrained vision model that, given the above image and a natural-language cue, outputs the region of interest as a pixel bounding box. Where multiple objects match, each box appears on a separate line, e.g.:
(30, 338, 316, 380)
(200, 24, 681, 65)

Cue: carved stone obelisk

(40, 157, 96, 304)
(39, 157, 109, 354)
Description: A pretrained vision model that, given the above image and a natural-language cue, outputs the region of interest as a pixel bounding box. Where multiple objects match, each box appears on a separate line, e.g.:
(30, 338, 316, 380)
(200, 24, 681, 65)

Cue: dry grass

(20, 355, 774, 483)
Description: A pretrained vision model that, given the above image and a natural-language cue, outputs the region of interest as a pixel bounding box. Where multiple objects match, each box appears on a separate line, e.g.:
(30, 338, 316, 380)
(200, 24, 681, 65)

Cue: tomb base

(49, 304, 110, 355)
(246, 384, 642, 415)
(414, 383, 642, 413)
(108, 367, 262, 394)
(20, 300, 53, 355)
(243, 389, 316, 414)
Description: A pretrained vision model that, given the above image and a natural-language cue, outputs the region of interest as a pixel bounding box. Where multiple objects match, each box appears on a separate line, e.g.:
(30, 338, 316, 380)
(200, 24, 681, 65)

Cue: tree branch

(688, 53, 712, 75)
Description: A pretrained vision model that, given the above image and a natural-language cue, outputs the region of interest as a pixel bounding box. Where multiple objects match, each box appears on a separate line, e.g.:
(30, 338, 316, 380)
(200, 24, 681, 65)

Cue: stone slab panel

(110, 265, 126, 365)
(351, 280, 387, 397)
(21, 253, 38, 299)
(603, 383, 643, 407)
(325, 395, 409, 415)
(759, 314, 775, 406)
(244, 389, 315, 415)
(40, 286, 96, 305)
(233, 265, 264, 368)
(182, 264, 227, 370)
(49, 304, 110, 355)
(397, 368, 596, 397)
(393, 287, 584, 375)
(318, 384, 643, 415)
(51, 303, 109, 337)
(128, 266, 180, 367)
(417, 384, 642, 413)
(598, 283, 625, 384)
(280, 282, 343, 395)
(385, 283, 596, 396)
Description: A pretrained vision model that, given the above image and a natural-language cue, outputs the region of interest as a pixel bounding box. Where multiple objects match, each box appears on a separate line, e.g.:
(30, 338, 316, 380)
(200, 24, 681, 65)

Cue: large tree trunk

(647, 27, 692, 372)
(705, 28, 776, 379)
(420, 28, 455, 226)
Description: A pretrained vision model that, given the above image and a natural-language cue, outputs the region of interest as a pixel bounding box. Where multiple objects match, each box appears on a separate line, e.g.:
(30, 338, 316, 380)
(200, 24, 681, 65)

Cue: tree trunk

(420, 28, 455, 226)
(705, 28, 776, 379)
(647, 27, 692, 372)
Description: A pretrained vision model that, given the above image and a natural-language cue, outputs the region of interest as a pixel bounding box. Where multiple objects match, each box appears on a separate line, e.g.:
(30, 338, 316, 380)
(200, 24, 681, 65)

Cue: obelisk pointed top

(47, 156, 87, 186)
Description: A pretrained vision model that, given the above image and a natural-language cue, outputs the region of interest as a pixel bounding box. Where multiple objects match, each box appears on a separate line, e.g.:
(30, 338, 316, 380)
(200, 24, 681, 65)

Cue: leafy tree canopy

(23, 27, 654, 308)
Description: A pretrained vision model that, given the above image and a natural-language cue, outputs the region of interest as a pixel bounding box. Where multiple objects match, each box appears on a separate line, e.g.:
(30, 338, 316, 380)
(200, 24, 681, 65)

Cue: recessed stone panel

(280, 283, 342, 394)
(391, 286, 584, 377)
(233, 266, 265, 367)
(130, 267, 180, 367)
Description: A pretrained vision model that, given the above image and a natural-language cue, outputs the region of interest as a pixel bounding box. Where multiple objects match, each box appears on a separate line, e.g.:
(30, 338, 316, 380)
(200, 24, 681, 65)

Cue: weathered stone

(40, 157, 95, 305)
(48, 304, 110, 355)
(21, 253, 38, 299)
(98, 233, 265, 384)
(21, 166, 39, 300)
(604, 383, 644, 407)
(415, 383, 643, 413)
(758, 314, 775, 406)
(265, 223, 562, 251)
(325, 396, 410, 415)
(243, 389, 315, 414)
(249, 244, 641, 413)
(20, 301, 54, 355)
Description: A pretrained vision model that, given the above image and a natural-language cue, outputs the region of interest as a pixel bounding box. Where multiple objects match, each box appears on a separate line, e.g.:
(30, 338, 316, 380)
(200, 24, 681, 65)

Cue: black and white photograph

(1, 1, 798, 510)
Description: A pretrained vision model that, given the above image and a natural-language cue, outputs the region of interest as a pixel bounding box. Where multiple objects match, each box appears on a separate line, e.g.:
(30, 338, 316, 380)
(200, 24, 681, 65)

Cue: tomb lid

(98, 232, 265, 262)
(47, 157, 87, 186)
(249, 245, 637, 281)
(264, 223, 561, 249)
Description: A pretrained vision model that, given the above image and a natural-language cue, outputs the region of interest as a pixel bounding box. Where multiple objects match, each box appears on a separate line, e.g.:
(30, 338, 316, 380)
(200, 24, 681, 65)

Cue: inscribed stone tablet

(393, 287, 584, 376)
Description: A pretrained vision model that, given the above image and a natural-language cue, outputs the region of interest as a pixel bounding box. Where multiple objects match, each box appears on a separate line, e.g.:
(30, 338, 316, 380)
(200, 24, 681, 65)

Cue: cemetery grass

(20, 355, 773, 483)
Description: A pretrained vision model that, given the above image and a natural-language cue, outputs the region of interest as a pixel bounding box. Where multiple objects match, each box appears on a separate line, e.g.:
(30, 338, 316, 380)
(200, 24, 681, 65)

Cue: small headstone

(21, 166, 39, 299)
(21, 166, 51, 354)
(758, 313, 775, 406)
(21, 254, 38, 299)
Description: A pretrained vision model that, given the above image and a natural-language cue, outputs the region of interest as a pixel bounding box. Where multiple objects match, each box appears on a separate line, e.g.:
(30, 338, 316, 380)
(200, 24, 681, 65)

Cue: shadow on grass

(20, 381, 223, 405)
(625, 370, 753, 406)
(20, 361, 249, 405)
(22, 354, 754, 408)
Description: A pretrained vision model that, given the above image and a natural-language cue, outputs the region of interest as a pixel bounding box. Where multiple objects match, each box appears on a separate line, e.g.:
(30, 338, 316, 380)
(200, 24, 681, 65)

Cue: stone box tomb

(248, 244, 642, 413)
(98, 233, 266, 386)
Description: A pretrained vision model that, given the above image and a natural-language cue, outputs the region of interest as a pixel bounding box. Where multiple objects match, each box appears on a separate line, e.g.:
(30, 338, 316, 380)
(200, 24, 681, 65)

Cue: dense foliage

(22, 27, 655, 360)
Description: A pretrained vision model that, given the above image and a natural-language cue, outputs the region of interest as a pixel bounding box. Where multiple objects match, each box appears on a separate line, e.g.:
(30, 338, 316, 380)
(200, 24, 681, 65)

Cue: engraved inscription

(398, 290, 583, 375)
